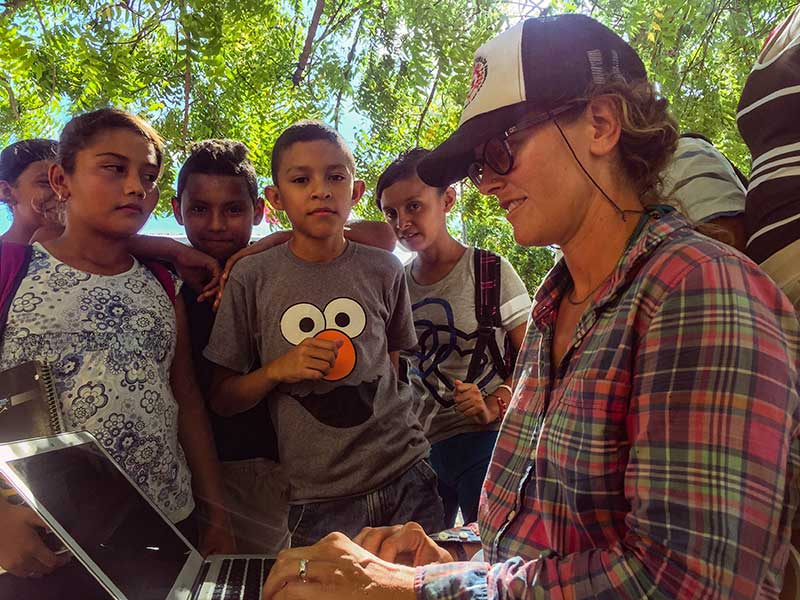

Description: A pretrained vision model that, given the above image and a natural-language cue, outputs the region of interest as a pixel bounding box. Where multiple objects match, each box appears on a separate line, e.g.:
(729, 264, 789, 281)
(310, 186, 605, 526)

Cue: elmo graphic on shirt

(279, 297, 379, 428)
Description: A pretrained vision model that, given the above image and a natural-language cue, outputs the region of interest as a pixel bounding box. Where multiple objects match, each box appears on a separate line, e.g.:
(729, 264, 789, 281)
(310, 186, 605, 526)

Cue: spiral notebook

(0, 360, 63, 444)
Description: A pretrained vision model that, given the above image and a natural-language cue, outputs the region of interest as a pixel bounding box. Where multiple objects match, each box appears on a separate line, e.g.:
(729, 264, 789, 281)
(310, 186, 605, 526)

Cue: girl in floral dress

(0, 109, 233, 595)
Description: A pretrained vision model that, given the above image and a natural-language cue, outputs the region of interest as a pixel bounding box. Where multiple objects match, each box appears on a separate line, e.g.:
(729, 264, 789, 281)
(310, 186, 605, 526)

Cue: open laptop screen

(6, 440, 193, 600)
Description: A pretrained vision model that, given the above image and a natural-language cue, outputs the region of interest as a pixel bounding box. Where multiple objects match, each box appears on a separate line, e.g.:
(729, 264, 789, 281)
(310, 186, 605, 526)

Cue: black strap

(466, 249, 511, 384)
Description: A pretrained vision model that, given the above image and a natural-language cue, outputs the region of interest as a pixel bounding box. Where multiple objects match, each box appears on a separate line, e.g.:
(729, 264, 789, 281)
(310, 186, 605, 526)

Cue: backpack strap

(0, 242, 33, 339)
(141, 259, 176, 305)
(465, 248, 509, 384)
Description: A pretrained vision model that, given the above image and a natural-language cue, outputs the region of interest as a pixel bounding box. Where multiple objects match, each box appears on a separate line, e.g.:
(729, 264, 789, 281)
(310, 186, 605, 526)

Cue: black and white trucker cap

(417, 14, 647, 187)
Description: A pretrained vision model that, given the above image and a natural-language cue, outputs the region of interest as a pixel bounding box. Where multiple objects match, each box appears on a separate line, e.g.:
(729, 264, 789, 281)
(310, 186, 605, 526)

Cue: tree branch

(675, 0, 732, 95)
(179, 1, 191, 145)
(30, 0, 56, 102)
(0, 0, 28, 19)
(334, 13, 363, 129)
(108, 7, 173, 49)
(182, 54, 191, 145)
(0, 78, 19, 120)
(292, 0, 325, 86)
(415, 64, 440, 145)
(316, 0, 345, 41)
(119, 0, 147, 19)
(314, 0, 373, 46)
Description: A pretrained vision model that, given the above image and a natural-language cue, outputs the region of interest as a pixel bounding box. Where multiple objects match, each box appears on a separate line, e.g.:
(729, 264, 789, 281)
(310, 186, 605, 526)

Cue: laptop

(0, 431, 273, 600)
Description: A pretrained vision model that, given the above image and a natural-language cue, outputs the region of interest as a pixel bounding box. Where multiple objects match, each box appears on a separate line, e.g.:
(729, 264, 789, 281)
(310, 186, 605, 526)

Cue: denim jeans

(288, 459, 445, 547)
(429, 430, 499, 527)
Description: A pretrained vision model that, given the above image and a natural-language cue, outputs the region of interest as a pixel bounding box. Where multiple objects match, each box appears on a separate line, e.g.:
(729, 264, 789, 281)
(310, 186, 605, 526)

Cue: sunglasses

(466, 103, 581, 188)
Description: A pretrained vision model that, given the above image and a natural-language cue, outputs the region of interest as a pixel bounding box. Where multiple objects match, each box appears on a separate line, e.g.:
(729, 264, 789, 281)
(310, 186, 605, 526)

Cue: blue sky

(0, 204, 199, 236)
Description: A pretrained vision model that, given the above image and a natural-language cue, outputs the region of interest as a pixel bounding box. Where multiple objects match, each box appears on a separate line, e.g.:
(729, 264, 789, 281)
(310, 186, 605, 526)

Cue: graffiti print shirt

(405, 247, 529, 443)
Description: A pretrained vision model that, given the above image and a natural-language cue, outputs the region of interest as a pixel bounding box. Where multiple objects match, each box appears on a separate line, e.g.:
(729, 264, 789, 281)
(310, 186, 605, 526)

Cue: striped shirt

(416, 212, 800, 599)
(661, 137, 746, 223)
(737, 5, 800, 264)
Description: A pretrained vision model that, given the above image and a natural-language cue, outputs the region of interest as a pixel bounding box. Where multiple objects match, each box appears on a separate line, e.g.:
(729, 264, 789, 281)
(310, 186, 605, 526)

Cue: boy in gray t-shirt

(204, 121, 442, 547)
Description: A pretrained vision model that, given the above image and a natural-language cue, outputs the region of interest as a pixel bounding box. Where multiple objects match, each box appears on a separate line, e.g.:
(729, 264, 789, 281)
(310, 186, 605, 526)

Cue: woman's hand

(353, 522, 453, 566)
(262, 532, 417, 600)
(453, 380, 499, 425)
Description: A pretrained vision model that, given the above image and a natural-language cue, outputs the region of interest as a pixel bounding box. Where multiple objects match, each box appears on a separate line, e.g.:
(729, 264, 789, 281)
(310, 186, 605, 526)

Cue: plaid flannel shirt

(416, 212, 800, 599)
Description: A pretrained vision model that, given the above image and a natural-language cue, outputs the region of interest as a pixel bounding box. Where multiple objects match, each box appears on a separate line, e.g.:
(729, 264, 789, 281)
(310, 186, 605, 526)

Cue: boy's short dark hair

(271, 120, 354, 183)
(176, 139, 259, 204)
(375, 148, 447, 209)
(0, 139, 58, 184)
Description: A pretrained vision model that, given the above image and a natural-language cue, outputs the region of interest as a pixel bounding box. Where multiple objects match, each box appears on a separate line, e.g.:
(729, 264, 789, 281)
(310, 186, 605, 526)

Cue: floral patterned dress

(0, 243, 194, 522)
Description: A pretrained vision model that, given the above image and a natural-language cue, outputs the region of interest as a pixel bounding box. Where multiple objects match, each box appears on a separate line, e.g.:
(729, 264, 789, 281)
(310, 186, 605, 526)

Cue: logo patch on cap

(587, 48, 622, 84)
(464, 56, 488, 108)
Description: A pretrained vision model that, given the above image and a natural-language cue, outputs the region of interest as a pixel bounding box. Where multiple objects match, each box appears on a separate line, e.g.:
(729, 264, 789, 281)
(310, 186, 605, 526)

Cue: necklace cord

(566, 210, 650, 304)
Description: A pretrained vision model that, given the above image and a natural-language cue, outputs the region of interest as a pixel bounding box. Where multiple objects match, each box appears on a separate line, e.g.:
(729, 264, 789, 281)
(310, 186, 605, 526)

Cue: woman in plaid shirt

(262, 14, 800, 600)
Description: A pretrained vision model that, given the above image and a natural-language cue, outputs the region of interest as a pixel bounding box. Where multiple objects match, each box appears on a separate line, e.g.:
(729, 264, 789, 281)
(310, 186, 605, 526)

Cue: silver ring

(298, 558, 308, 582)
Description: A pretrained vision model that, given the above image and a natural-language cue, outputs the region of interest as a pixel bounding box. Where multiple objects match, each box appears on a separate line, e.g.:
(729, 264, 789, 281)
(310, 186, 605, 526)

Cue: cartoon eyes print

(281, 303, 325, 345)
(280, 298, 366, 381)
(323, 298, 366, 338)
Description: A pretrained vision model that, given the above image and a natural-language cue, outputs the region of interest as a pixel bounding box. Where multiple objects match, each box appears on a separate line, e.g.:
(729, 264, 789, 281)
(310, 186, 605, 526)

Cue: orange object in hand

(316, 329, 356, 381)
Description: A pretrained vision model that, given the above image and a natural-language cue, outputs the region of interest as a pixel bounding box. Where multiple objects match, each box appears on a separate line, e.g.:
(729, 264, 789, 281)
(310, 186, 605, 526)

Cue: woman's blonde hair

(578, 79, 678, 205)
(571, 79, 732, 243)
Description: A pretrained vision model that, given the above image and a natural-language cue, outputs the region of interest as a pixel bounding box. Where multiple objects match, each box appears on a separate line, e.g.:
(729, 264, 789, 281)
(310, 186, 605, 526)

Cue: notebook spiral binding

(0, 360, 65, 444)
(36, 365, 62, 433)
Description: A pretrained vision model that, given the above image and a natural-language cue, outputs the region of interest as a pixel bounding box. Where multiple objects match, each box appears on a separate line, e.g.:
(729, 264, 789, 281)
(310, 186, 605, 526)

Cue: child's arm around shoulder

(127, 234, 221, 299)
(215, 221, 394, 310)
(344, 220, 395, 251)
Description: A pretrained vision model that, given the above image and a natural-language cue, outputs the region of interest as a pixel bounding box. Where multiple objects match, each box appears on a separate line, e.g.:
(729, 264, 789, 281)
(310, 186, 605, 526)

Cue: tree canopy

(0, 0, 793, 291)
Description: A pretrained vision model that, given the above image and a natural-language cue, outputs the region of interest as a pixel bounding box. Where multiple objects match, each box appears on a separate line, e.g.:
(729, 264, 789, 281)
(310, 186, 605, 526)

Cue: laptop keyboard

(212, 558, 270, 600)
